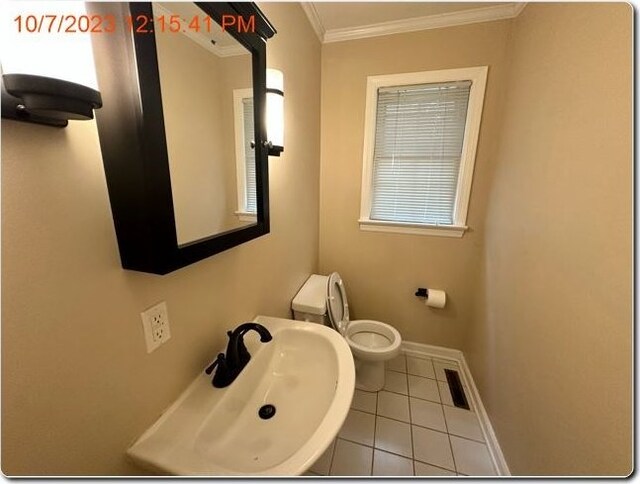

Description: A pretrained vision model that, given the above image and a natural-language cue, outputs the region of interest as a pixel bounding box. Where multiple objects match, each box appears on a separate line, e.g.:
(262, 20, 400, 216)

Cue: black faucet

(204, 322, 272, 388)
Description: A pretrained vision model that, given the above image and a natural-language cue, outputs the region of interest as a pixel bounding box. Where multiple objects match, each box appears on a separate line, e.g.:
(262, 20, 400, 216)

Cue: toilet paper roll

(425, 289, 446, 308)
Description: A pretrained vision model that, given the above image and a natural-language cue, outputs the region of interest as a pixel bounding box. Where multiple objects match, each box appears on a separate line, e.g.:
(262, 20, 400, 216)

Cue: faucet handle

(205, 353, 226, 375)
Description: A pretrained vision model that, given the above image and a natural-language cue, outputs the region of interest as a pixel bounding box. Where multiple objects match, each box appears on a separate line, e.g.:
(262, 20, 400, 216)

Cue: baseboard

(458, 353, 511, 475)
(400, 341, 511, 476)
(401, 340, 463, 362)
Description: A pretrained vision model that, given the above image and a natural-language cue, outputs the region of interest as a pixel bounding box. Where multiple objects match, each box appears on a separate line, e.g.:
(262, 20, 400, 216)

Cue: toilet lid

(326, 272, 349, 334)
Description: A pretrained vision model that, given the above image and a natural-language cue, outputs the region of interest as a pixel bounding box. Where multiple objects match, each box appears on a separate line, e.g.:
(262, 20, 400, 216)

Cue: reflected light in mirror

(0, 1, 98, 90)
(266, 68, 284, 156)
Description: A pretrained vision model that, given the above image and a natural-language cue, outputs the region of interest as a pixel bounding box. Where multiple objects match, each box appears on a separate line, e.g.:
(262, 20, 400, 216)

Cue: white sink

(127, 315, 355, 476)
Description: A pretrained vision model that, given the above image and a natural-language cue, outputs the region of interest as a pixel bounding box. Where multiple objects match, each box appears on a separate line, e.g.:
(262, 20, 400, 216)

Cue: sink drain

(258, 404, 276, 420)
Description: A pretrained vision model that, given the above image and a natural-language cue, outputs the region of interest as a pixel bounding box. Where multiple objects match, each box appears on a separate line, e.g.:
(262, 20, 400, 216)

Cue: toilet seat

(345, 320, 401, 362)
(325, 273, 401, 361)
(326, 272, 349, 334)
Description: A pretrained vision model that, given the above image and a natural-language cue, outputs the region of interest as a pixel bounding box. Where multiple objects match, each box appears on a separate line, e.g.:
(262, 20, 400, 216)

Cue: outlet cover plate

(141, 301, 171, 353)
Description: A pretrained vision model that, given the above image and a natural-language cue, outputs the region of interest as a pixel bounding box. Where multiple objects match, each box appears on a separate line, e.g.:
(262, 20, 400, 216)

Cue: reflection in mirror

(153, 3, 255, 246)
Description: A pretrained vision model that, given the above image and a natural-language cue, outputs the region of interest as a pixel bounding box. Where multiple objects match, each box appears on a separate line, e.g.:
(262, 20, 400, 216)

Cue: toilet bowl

(292, 273, 401, 391)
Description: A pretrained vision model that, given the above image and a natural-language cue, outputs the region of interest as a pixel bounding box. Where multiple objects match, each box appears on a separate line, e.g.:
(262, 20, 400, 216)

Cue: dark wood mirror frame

(88, 2, 276, 275)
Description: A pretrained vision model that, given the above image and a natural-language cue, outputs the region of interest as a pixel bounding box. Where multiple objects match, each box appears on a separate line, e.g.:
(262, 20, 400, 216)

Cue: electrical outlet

(141, 301, 171, 353)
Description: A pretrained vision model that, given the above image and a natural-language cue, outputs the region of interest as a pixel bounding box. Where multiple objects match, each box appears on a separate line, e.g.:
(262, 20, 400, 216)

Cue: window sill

(358, 219, 467, 238)
(235, 211, 257, 223)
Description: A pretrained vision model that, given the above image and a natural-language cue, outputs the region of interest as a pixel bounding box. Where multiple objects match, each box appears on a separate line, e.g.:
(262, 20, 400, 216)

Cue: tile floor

(304, 354, 498, 477)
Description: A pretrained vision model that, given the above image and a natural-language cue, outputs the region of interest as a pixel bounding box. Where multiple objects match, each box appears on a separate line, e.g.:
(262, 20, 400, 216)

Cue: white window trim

(359, 66, 488, 237)
(233, 88, 256, 220)
(234, 210, 257, 222)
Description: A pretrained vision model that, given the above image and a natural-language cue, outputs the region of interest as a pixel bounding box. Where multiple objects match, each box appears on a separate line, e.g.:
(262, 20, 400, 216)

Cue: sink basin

(127, 315, 355, 475)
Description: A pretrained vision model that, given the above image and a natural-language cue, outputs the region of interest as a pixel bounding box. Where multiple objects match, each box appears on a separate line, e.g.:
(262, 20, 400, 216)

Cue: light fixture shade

(0, 1, 101, 126)
(266, 68, 284, 156)
(0, 1, 99, 90)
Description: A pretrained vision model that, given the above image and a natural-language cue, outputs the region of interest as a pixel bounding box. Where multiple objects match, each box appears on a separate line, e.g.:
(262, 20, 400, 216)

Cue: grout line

(448, 434, 458, 472)
(367, 410, 410, 426)
(435, 374, 458, 474)
(386, 368, 407, 376)
(448, 433, 491, 446)
(407, 371, 442, 380)
(339, 436, 412, 461)
(412, 423, 487, 445)
(448, 432, 486, 445)
(373, 395, 448, 436)
(407, 381, 443, 405)
(327, 435, 339, 476)
(404, 371, 440, 384)
(380, 388, 410, 397)
(387, 354, 408, 374)
(370, 387, 379, 476)
(405, 360, 416, 477)
(412, 456, 458, 474)
(436, 402, 447, 434)
(359, 388, 462, 411)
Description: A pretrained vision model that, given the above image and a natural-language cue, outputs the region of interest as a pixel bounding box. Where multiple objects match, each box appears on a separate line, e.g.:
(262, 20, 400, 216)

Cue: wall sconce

(0, 1, 102, 128)
(266, 68, 284, 156)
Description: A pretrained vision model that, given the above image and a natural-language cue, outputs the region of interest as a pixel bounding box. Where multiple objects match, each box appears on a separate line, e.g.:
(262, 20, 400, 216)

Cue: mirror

(89, 2, 276, 274)
(153, 3, 256, 246)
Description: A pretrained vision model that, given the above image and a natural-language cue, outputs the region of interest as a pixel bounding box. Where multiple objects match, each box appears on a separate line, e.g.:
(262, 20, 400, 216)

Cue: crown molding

(300, 2, 325, 42)
(321, 2, 527, 44)
(174, 24, 247, 57)
(512, 2, 528, 16)
(215, 44, 250, 57)
(154, 3, 247, 57)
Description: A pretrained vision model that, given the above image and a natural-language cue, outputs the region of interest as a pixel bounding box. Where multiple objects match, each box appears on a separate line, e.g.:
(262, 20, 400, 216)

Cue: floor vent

(445, 369, 470, 410)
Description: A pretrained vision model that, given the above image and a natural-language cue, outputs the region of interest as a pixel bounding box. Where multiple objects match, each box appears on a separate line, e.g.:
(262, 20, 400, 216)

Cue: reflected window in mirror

(233, 89, 257, 222)
(152, 2, 256, 246)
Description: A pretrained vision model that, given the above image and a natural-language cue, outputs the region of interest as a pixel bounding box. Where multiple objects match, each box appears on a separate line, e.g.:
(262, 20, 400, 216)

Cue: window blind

(370, 80, 471, 225)
(242, 97, 257, 213)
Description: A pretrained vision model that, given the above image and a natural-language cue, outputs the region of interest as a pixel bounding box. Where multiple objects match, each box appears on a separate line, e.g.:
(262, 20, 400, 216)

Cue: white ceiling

(302, 2, 526, 43)
(313, 2, 503, 30)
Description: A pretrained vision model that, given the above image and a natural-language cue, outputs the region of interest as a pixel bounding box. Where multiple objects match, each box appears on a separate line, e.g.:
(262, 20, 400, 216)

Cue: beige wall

(1, 2, 320, 475)
(2, 2, 633, 477)
(319, 21, 512, 348)
(466, 3, 632, 475)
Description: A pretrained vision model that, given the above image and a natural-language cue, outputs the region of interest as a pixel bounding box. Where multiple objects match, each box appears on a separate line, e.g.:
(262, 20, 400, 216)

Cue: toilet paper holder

(415, 287, 447, 309)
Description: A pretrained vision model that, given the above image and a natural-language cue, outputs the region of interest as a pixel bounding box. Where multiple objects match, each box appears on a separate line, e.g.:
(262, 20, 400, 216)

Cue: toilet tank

(292, 274, 329, 324)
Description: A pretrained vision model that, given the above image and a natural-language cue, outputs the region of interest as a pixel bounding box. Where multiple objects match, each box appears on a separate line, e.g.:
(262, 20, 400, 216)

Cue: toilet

(292, 273, 401, 392)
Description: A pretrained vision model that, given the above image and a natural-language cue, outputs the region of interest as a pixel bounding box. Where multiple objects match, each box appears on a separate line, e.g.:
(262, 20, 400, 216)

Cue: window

(233, 88, 257, 222)
(359, 67, 488, 237)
